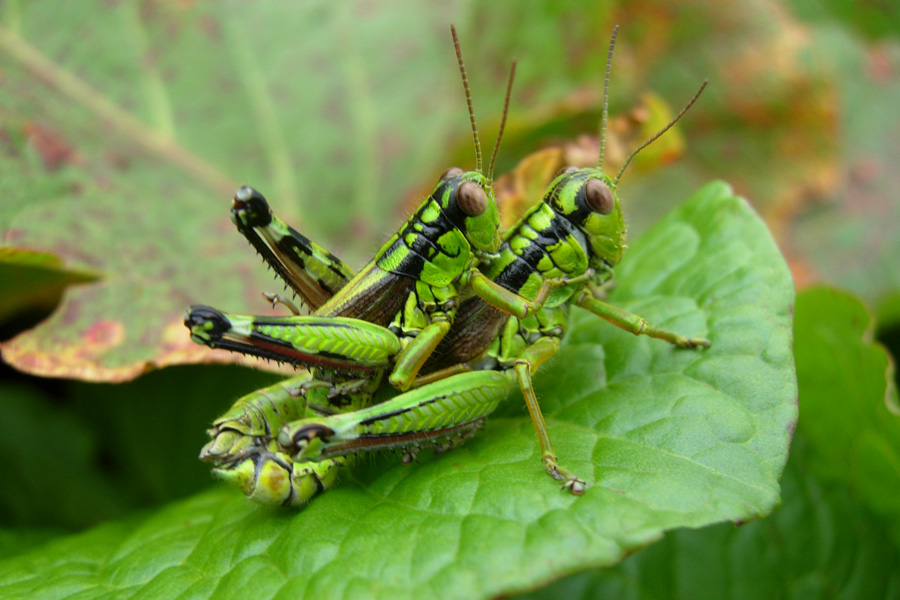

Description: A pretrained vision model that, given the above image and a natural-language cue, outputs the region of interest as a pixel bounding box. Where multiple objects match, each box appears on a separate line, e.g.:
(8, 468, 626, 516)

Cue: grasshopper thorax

(543, 166, 626, 272)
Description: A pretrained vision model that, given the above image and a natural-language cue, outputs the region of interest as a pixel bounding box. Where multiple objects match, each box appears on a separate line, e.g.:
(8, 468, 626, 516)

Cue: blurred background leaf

(2, 0, 898, 378)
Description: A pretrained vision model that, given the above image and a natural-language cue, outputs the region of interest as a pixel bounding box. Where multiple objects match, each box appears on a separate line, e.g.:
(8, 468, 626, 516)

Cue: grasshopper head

(438, 167, 502, 256)
(543, 166, 626, 271)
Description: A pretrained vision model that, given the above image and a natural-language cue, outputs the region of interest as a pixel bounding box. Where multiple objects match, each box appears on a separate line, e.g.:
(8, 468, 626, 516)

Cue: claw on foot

(680, 336, 711, 349)
(544, 457, 587, 495)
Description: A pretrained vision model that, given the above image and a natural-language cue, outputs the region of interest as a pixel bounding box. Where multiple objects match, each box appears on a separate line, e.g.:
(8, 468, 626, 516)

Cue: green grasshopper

(197, 27, 710, 504)
(273, 26, 710, 495)
(215, 60, 710, 504)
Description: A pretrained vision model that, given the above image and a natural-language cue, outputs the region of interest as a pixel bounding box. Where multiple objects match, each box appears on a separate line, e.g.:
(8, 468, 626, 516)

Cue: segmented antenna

(614, 79, 708, 185)
(488, 59, 517, 182)
(598, 25, 619, 171)
(451, 24, 483, 174)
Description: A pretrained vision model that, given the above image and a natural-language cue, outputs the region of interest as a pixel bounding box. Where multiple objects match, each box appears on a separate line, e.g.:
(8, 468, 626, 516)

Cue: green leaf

(0, 182, 796, 599)
(518, 286, 900, 600)
(518, 438, 900, 600)
(793, 286, 900, 543)
(0, 529, 62, 562)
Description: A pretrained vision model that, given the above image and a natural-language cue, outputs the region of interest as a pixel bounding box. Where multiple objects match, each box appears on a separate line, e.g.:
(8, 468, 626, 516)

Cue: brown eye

(555, 165, 578, 177)
(585, 179, 615, 215)
(441, 167, 465, 179)
(457, 181, 488, 216)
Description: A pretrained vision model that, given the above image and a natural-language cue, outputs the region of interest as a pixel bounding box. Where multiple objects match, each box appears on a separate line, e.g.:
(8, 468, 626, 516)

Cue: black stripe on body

(547, 173, 594, 231)
(494, 215, 574, 291)
(434, 178, 470, 232)
(384, 190, 462, 278)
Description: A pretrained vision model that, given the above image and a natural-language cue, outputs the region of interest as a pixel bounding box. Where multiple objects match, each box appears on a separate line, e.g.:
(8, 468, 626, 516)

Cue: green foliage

(0, 182, 796, 599)
(522, 442, 900, 600)
(1, 2, 897, 598)
(794, 287, 900, 543)
(520, 287, 900, 600)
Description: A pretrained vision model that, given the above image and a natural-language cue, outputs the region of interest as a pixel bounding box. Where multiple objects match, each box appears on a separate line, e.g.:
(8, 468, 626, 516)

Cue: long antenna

(614, 79, 708, 185)
(488, 59, 517, 182)
(451, 24, 483, 174)
(598, 25, 619, 171)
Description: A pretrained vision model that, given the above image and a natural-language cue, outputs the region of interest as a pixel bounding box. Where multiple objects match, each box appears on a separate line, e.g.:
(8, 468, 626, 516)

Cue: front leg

(200, 370, 382, 466)
(387, 281, 458, 391)
(575, 290, 711, 349)
(466, 269, 592, 319)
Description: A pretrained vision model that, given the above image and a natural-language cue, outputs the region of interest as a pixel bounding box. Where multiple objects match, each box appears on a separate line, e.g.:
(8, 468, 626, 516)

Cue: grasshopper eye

(457, 181, 488, 216)
(555, 166, 578, 177)
(585, 179, 615, 215)
(441, 167, 465, 179)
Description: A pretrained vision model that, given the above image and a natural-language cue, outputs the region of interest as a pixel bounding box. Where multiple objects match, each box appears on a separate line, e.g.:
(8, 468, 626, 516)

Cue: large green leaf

(0, 182, 796, 599)
(520, 286, 900, 599)
(520, 439, 900, 600)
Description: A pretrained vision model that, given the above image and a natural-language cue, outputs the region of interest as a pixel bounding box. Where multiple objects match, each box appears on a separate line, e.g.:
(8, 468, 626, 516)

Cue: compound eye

(585, 179, 615, 215)
(440, 167, 465, 179)
(457, 181, 488, 216)
(555, 165, 578, 178)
